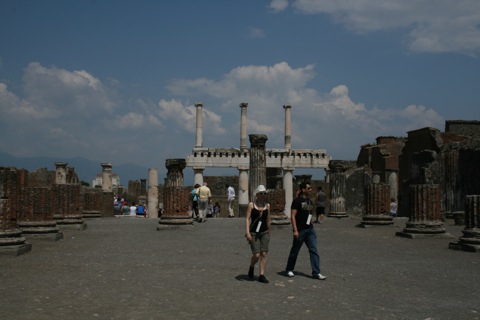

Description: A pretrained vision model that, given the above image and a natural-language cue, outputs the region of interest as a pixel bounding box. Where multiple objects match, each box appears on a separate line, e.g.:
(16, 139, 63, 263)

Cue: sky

(1, 0, 479, 181)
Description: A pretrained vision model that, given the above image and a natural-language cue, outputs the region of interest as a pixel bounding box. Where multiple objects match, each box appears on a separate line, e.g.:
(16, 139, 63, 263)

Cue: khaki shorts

(249, 231, 270, 254)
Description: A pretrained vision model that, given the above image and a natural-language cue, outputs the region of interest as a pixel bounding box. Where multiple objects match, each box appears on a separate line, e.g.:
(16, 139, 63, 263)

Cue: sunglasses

(258, 192, 267, 195)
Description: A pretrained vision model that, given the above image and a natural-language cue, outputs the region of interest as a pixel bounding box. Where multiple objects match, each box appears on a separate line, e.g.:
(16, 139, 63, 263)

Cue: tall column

(283, 104, 292, 150)
(396, 184, 451, 238)
(54, 162, 68, 185)
(101, 163, 113, 192)
(443, 150, 460, 218)
(140, 179, 147, 196)
(283, 169, 294, 217)
(328, 160, 348, 218)
(195, 102, 203, 148)
(449, 195, 480, 252)
(158, 159, 192, 228)
(359, 183, 393, 227)
(148, 168, 159, 219)
(238, 167, 249, 217)
(239, 103, 248, 152)
(249, 134, 268, 201)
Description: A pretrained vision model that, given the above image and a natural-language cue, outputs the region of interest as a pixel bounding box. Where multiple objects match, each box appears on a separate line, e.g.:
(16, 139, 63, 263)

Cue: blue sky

(1, 0, 479, 180)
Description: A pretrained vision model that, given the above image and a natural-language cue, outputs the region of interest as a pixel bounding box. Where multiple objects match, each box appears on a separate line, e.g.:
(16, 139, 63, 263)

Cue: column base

(157, 215, 193, 230)
(328, 212, 348, 219)
(270, 214, 290, 228)
(0, 230, 32, 256)
(358, 215, 394, 227)
(83, 210, 102, 219)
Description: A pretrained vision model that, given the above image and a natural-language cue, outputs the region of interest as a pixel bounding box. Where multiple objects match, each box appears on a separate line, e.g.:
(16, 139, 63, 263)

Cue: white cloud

(0, 61, 445, 169)
(246, 27, 266, 39)
(273, 0, 480, 55)
(269, 0, 289, 12)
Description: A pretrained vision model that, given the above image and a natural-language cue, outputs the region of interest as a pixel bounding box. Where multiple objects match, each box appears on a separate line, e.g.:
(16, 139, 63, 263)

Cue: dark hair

(300, 182, 310, 190)
(194, 184, 200, 188)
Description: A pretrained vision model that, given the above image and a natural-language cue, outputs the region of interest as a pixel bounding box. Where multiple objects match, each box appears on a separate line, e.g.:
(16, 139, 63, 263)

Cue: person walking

(190, 184, 200, 219)
(227, 184, 236, 217)
(197, 183, 211, 223)
(315, 186, 326, 223)
(285, 182, 326, 280)
(390, 198, 398, 217)
(245, 185, 271, 283)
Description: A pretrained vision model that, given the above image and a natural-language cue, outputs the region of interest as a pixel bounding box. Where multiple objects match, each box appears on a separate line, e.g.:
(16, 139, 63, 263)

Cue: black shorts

(316, 207, 325, 215)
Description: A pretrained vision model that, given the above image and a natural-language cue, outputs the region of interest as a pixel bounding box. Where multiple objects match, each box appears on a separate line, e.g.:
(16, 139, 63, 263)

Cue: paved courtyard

(1, 216, 479, 320)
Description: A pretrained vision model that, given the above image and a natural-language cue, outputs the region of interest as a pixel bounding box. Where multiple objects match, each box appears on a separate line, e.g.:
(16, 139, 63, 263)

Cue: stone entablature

(186, 147, 330, 169)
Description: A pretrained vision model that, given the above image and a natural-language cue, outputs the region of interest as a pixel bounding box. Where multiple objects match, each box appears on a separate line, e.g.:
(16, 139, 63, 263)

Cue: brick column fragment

(359, 183, 393, 227)
(396, 184, 451, 238)
(449, 195, 480, 252)
(0, 167, 32, 255)
(53, 184, 86, 230)
(17, 187, 63, 241)
(147, 168, 159, 219)
(158, 159, 193, 228)
(82, 189, 103, 218)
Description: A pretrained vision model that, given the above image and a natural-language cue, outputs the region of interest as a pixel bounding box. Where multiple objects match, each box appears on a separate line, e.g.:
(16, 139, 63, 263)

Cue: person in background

(213, 202, 221, 218)
(315, 186, 326, 224)
(136, 202, 146, 217)
(390, 198, 398, 218)
(190, 184, 200, 219)
(197, 183, 211, 223)
(226, 184, 236, 217)
(121, 202, 130, 216)
(245, 185, 271, 284)
(129, 202, 137, 217)
(285, 182, 326, 280)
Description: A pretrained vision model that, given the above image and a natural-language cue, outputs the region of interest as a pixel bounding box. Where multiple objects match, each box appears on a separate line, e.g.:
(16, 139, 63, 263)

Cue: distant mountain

(0, 150, 155, 186)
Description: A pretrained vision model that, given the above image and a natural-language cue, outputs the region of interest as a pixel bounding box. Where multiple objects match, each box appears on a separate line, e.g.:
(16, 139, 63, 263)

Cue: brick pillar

(328, 160, 348, 218)
(396, 184, 451, 238)
(17, 187, 63, 241)
(53, 184, 86, 230)
(443, 150, 460, 219)
(449, 195, 480, 252)
(359, 183, 393, 227)
(158, 159, 192, 228)
(82, 189, 102, 218)
(0, 167, 32, 255)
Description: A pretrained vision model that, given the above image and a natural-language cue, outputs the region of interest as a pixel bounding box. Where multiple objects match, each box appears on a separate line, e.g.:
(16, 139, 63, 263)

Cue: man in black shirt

(285, 182, 326, 280)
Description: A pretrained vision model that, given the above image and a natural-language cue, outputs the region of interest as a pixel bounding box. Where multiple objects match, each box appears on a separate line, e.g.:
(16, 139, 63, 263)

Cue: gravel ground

(1, 216, 479, 320)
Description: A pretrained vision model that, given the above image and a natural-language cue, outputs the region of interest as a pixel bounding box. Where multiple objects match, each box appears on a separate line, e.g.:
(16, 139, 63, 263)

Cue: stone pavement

(1, 216, 479, 320)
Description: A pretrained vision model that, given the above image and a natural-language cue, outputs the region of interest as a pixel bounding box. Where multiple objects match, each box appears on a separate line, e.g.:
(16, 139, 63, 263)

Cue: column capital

(195, 102, 203, 108)
(283, 104, 292, 109)
(239, 102, 248, 108)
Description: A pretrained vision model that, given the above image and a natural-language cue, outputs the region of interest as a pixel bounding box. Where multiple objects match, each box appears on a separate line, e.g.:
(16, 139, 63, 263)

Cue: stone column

(193, 167, 204, 187)
(158, 159, 192, 228)
(100, 163, 114, 217)
(101, 163, 113, 192)
(249, 134, 268, 201)
(449, 195, 480, 252)
(140, 179, 147, 196)
(396, 184, 451, 238)
(359, 183, 393, 227)
(328, 160, 348, 218)
(443, 150, 460, 219)
(239, 103, 248, 152)
(283, 168, 294, 217)
(0, 168, 32, 255)
(195, 102, 203, 148)
(238, 166, 249, 218)
(148, 168, 159, 219)
(283, 104, 292, 150)
(54, 162, 68, 185)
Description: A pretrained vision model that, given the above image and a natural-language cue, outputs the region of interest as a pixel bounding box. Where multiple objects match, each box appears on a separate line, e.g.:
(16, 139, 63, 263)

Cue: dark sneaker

(258, 275, 269, 283)
(248, 266, 254, 279)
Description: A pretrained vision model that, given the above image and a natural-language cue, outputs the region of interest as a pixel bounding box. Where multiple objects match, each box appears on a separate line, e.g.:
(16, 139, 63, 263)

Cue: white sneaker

(287, 271, 294, 277)
(315, 274, 326, 280)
